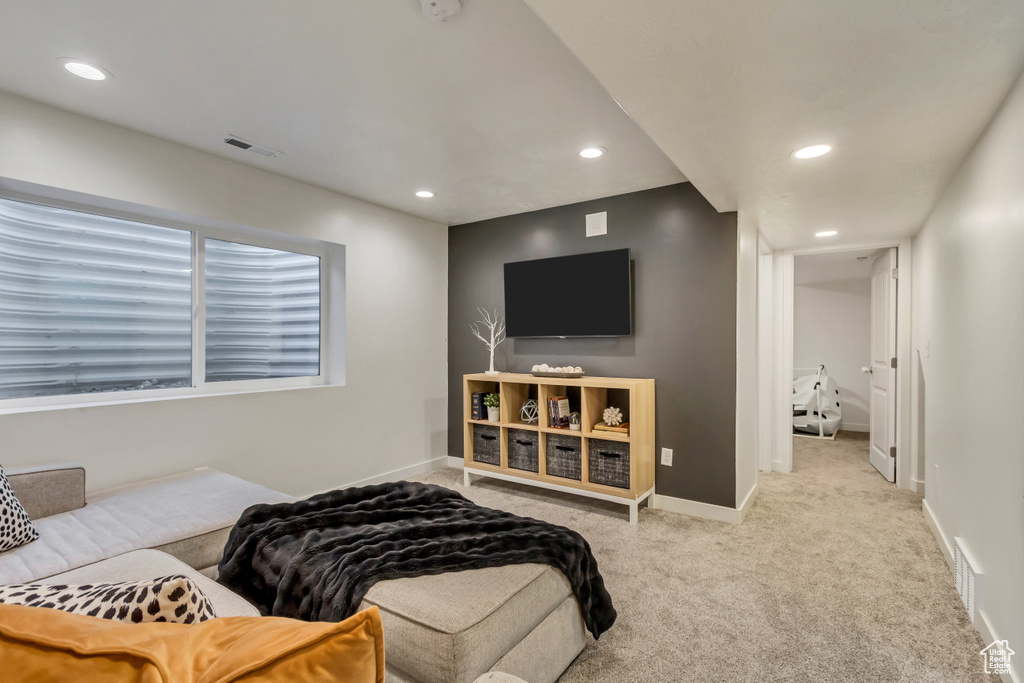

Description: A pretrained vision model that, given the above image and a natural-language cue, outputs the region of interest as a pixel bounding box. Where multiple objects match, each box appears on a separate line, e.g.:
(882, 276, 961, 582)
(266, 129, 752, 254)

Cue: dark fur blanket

(218, 481, 616, 638)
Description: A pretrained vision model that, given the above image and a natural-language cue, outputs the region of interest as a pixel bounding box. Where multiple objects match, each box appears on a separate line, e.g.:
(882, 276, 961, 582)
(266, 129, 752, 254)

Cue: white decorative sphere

(574, 366, 583, 373)
(603, 406, 623, 426)
(532, 364, 541, 372)
(539, 363, 549, 371)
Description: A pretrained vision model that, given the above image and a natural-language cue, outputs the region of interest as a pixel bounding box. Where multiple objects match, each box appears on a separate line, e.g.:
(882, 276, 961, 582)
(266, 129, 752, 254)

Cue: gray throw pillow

(0, 466, 39, 552)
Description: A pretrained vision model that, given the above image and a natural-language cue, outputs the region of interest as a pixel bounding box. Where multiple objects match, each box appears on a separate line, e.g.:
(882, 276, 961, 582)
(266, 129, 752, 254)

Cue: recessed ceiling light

(62, 60, 108, 81)
(815, 230, 838, 237)
(579, 147, 605, 159)
(415, 190, 435, 198)
(793, 144, 831, 159)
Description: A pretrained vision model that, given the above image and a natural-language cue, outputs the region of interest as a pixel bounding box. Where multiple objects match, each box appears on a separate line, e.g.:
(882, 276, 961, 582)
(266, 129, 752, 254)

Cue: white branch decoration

(470, 308, 507, 375)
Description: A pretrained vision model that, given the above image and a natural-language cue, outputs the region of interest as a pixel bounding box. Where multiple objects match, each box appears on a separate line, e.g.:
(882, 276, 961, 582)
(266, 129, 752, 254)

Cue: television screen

(504, 249, 632, 337)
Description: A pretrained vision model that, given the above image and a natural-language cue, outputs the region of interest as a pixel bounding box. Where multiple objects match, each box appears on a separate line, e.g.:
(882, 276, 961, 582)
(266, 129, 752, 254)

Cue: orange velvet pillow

(0, 602, 384, 683)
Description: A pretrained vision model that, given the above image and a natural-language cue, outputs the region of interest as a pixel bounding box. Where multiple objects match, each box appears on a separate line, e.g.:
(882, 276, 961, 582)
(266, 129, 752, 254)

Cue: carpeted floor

(414, 432, 996, 682)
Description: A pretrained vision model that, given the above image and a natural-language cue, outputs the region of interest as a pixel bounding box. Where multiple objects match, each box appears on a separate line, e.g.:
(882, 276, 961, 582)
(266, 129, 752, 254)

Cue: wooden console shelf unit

(463, 372, 655, 524)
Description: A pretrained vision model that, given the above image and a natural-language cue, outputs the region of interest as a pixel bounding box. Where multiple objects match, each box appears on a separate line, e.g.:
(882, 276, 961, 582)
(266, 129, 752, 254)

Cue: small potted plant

(484, 393, 500, 422)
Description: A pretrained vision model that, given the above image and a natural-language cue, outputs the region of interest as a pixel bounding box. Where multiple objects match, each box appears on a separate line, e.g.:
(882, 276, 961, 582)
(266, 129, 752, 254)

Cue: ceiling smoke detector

(421, 0, 461, 22)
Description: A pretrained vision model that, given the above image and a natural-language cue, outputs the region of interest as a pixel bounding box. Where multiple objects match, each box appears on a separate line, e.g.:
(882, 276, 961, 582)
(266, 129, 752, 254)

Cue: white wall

(756, 242, 773, 473)
(913, 68, 1024, 681)
(0, 91, 449, 497)
(793, 277, 871, 432)
(735, 211, 759, 510)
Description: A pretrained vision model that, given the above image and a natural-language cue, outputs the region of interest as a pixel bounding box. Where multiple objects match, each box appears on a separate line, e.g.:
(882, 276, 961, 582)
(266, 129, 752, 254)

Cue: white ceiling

(794, 249, 880, 285)
(0, 0, 683, 226)
(2, 2, 1023, 243)
(524, 0, 1024, 249)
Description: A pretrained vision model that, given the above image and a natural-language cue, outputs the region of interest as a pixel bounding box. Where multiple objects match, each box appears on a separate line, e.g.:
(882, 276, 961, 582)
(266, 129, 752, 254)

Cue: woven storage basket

(507, 429, 539, 473)
(472, 424, 501, 466)
(545, 432, 582, 481)
(588, 438, 630, 489)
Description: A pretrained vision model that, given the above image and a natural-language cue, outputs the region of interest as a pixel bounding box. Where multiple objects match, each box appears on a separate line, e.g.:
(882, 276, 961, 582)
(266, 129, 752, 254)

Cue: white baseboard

(653, 492, 746, 524)
(737, 483, 758, 523)
(447, 456, 464, 469)
(771, 458, 790, 473)
(922, 499, 1018, 683)
(325, 456, 450, 493)
(976, 609, 1020, 683)
(911, 477, 925, 495)
(922, 498, 954, 570)
(840, 422, 869, 432)
(981, 610, 1020, 683)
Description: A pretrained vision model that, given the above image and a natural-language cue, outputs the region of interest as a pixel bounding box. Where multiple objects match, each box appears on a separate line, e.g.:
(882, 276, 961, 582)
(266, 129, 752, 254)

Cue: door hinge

(892, 267, 898, 279)
(890, 446, 896, 459)
(890, 357, 897, 369)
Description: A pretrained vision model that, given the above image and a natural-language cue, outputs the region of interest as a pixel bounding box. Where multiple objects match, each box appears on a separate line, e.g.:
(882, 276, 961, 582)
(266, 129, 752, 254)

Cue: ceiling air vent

(223, 135, 281, 159)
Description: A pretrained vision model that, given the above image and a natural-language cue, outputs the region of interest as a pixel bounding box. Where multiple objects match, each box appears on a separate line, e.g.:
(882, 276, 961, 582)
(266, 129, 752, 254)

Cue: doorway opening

(769, 241, 913, 489)
(792, 249, 893, 479)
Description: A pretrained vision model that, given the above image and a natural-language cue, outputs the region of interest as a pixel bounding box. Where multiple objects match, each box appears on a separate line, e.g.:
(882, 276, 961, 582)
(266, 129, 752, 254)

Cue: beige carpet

(415, 432, 997, 682)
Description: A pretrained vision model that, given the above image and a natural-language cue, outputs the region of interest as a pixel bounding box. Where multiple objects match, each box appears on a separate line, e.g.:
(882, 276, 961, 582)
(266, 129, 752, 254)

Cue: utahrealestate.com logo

(980, 640, 1015, 676)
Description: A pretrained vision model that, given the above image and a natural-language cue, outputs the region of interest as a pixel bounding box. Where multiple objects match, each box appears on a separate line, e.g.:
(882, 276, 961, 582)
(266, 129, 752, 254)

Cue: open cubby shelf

(463, 372, 656, 524)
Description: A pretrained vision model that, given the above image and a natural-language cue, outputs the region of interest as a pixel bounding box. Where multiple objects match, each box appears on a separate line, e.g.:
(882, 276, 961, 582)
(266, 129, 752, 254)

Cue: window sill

(0, 380, 343, 416)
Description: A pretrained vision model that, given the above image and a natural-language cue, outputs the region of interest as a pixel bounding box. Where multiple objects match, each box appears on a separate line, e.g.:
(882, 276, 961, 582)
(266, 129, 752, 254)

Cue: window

(0, 196, 328, 405)
(204, 239, 320, 382)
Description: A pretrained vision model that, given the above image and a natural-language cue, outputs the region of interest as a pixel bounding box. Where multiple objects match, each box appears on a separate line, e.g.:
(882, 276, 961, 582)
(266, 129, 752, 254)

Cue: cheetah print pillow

(0, 465, 39, 552)
(0, 575, 217, 624)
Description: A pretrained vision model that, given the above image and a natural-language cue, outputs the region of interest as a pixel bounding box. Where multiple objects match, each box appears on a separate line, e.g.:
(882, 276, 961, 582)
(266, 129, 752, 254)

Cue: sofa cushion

(38, 549, 259, 618)
(0, 574, 216, 624)
(5, 463, 86, 520)
(0, 466, 39, 552)
(0, 602, 385, 683)
(361, 563, 573, 683)
(0, 468, 293, 584)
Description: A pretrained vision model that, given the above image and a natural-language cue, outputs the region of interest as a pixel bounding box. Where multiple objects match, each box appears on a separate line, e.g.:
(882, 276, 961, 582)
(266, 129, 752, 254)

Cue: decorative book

(593, 422, 629, 434)
(471, 392, 486, 421)
(548, 396, 571, 428)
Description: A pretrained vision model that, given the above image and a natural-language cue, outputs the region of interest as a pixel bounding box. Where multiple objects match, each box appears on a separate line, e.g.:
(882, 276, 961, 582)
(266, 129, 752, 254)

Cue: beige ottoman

(363, 563, 586, 683)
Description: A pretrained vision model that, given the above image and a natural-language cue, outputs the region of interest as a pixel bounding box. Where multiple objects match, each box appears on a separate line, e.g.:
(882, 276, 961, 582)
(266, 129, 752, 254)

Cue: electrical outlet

(661, 448, 673, 466)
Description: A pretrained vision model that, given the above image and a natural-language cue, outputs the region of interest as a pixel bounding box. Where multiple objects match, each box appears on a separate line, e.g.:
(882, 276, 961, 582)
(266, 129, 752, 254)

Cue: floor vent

(953, 537, 981, 622)
(223, 135, 281, 158)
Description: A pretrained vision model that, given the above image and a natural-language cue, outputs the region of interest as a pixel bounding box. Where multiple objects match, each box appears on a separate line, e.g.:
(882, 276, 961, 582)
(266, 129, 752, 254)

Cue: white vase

(487, 406, 500, 422)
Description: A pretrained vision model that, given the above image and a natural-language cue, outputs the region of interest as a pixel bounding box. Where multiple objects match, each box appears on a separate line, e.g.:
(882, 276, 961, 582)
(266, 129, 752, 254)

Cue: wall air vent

(953, 537, 982, 622)
(223, 135, 281, 159)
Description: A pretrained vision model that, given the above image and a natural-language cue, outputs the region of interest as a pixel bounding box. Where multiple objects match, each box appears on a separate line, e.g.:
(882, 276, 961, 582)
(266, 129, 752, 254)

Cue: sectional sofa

(1, 464, 584, 683)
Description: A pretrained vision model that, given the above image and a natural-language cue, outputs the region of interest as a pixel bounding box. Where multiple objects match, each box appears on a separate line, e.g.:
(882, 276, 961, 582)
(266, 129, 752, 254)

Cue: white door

(868, 248, 897, 482)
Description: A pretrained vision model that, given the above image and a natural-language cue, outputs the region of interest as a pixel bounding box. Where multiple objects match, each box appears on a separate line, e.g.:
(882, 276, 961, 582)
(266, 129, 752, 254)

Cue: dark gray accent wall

(448, 183, 738, 507)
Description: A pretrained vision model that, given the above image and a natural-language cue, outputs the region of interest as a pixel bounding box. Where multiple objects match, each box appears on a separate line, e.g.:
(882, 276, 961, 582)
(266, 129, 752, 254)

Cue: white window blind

(204, 239, 321, 382)
(0, 196, 326, 405)
(0, 197, 192, 399)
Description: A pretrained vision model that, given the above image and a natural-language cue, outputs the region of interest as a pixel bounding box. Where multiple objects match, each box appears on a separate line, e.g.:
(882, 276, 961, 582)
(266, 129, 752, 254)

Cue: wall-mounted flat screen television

(504, 248, 632, 337)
